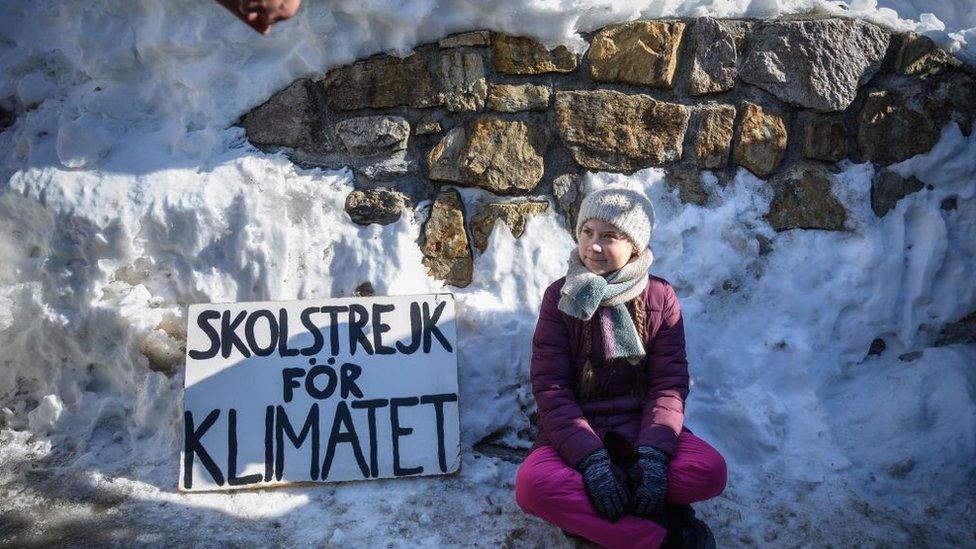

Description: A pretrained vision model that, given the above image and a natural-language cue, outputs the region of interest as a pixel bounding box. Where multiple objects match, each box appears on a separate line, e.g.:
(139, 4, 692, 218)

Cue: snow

(1, 0, 974, 546)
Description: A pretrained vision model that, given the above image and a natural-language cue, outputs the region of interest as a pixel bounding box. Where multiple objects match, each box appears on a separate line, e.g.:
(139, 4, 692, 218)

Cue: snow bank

(1, 0, 974, 546)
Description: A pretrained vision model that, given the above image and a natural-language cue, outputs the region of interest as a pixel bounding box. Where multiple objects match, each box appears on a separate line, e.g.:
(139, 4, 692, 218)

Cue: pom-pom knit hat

(575, 187, 655, 250)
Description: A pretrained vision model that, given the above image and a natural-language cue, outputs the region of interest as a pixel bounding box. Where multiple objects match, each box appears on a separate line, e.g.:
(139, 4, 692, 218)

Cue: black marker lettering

(188, 310, 221, 360)
(183, 409, 224, 489)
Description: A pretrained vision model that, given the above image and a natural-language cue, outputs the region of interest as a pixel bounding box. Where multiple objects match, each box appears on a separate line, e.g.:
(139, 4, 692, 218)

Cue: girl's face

(577, 218, 638, 275)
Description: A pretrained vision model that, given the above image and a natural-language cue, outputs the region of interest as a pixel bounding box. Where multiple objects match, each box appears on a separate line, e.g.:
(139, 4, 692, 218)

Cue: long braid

(578, 318, 596, 400)
(630, 294, 649, 399)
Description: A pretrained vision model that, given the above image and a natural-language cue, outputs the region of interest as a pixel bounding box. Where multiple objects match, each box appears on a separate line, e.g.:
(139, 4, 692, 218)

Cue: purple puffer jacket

(529, 275, 689, 469)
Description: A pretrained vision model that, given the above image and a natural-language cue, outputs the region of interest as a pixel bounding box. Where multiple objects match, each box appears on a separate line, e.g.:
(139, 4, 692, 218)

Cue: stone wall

(240, 17, 975, 288)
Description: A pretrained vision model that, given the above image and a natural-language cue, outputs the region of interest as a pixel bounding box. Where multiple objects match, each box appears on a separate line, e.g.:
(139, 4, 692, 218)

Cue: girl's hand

(576, 448, 630, 522)
(630, 445, 669, 517)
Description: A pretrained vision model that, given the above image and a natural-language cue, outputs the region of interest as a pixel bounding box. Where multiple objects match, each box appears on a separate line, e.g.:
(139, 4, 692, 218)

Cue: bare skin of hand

(239, 0, 302, 33)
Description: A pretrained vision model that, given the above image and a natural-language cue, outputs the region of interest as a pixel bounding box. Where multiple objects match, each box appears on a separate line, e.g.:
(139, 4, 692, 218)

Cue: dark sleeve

(530, 283, 604, 469)
(636, 283, 689, 458)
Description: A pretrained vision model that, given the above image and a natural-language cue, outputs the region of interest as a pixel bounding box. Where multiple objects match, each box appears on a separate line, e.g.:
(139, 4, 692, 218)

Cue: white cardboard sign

(180, 294, 460, 491)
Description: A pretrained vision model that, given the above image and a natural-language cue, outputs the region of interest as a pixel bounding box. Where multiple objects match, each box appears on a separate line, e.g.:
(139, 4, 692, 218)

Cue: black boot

(655, 504, 716, 549)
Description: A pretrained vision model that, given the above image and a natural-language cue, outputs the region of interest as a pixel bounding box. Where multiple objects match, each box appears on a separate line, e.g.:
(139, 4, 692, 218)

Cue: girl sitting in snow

(515, 187, 727, 548)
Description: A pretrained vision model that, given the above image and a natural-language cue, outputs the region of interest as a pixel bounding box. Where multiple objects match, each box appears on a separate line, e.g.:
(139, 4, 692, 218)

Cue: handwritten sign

(180, 294, 460, 491)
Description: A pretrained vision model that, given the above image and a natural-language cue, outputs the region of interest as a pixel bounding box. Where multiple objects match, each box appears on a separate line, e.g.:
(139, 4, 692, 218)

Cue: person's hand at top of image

(238, 0, 302, 34)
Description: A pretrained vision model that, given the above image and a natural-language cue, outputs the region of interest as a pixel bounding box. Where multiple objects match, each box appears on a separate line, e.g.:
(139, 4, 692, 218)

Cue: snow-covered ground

(1, 1, 974, 546)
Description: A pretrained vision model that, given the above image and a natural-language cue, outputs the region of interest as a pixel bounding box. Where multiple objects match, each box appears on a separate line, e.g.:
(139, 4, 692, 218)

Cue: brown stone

(857, 88, 939, 166)
(320, 53, 443, 110)
(800, 113, 849, 162)
(470, 201, 550, 252)
(427, 117, 549, 194)
(554, 90, 690, 172)
(439, 30, 490, 48)
(766, 164, 847, 231)
(733, 102, 787, 177)
(587, 21, 686, 88)
(491, 34, 577, 74)
(665, 168, 709, 206)
(437, 50, 487, 112)
(693, 104, 735, 169)
(895, 32, 961, 77)
(421, 190, 473, 287)
(488, 84, 551, 112)
(345, 188, 411, 225)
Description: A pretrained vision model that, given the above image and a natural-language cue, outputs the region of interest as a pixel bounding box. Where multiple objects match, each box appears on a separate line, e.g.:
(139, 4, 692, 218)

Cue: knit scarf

(557, 248, 653, 365)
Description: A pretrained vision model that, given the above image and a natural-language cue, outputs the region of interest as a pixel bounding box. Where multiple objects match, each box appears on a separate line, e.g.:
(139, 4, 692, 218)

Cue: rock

(470, 201, 550, 252)
(587, 21, 686, 88)
(439, 30, 490, 48)
(427, 117, 549, 194)
(733, 102, 788, 177)
(241, 79, 318, 149)
(353, 282, 376, 297)
(688, 17, 746, 95)
(334, 115, 410, 156)
(924, 72, 976, 135)
(665, 168, 709, 206)
(870, 170, 925, 217)
(739, 19, 889, 112)
(941, 197, 957, 211)
(488, 84, 551, 112)
(693, 103, 736, 169)
(427, 126, 467, 182)
(320, 53, 443, 110)
(345, 188, 411, 225)
(935, 310, 976, 346)
(491, 34, 577, 74)
(421, 190, 473, 287)
(141, 330, 185, 374)
(886, 457, 916, 479)
(461, 117, 549, 194)
(416, 118, 442, 135)
(867, 338, 886, 356)
(857, 88, 939, 165)
(437, 50, 487, 112)
(894, 32, 961, 77)
(552, 173, 582, 233)
(765, 164, 847, 231)
(554, 90, 690, 172)
(799, 112, 849, 162)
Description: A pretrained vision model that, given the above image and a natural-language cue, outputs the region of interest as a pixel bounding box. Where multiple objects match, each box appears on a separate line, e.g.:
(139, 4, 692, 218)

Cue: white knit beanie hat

(575, 187, 655, 250)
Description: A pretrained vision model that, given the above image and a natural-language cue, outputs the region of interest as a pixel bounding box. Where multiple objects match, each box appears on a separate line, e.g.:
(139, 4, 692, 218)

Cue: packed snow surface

(1, 0, 974, 546)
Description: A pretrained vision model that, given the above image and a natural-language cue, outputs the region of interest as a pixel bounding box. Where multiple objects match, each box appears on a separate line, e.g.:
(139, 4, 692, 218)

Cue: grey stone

(241, 79, 317, 149)
(439, 31, 490, 48)
(334, 115, 410, 156)
(345, 188, 411, 226)
(416, 118, 442, 135)
(554, 90, 690, 172)
(766, 164, 847, 231)
(427, 126, 467, 183)
(665, 168, 709, 206)
(437, 50, 488, 112)
(488, 84, 551, 112)
(421, 190, 473, 287)
(935, 310, 976, 346)
(739, 18, 889, 112)
(689, 17, 746, 95)
(870, 170, 925, 217)
(552, 173, 582, 233)
(693, 103, 736, 169)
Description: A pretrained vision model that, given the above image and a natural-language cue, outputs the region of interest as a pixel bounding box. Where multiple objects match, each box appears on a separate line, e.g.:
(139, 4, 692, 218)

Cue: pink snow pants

(515, 431, 727, 549)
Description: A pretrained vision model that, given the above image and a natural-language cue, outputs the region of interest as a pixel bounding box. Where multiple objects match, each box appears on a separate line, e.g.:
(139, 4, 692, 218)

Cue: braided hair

(576, 293, 648, 401)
